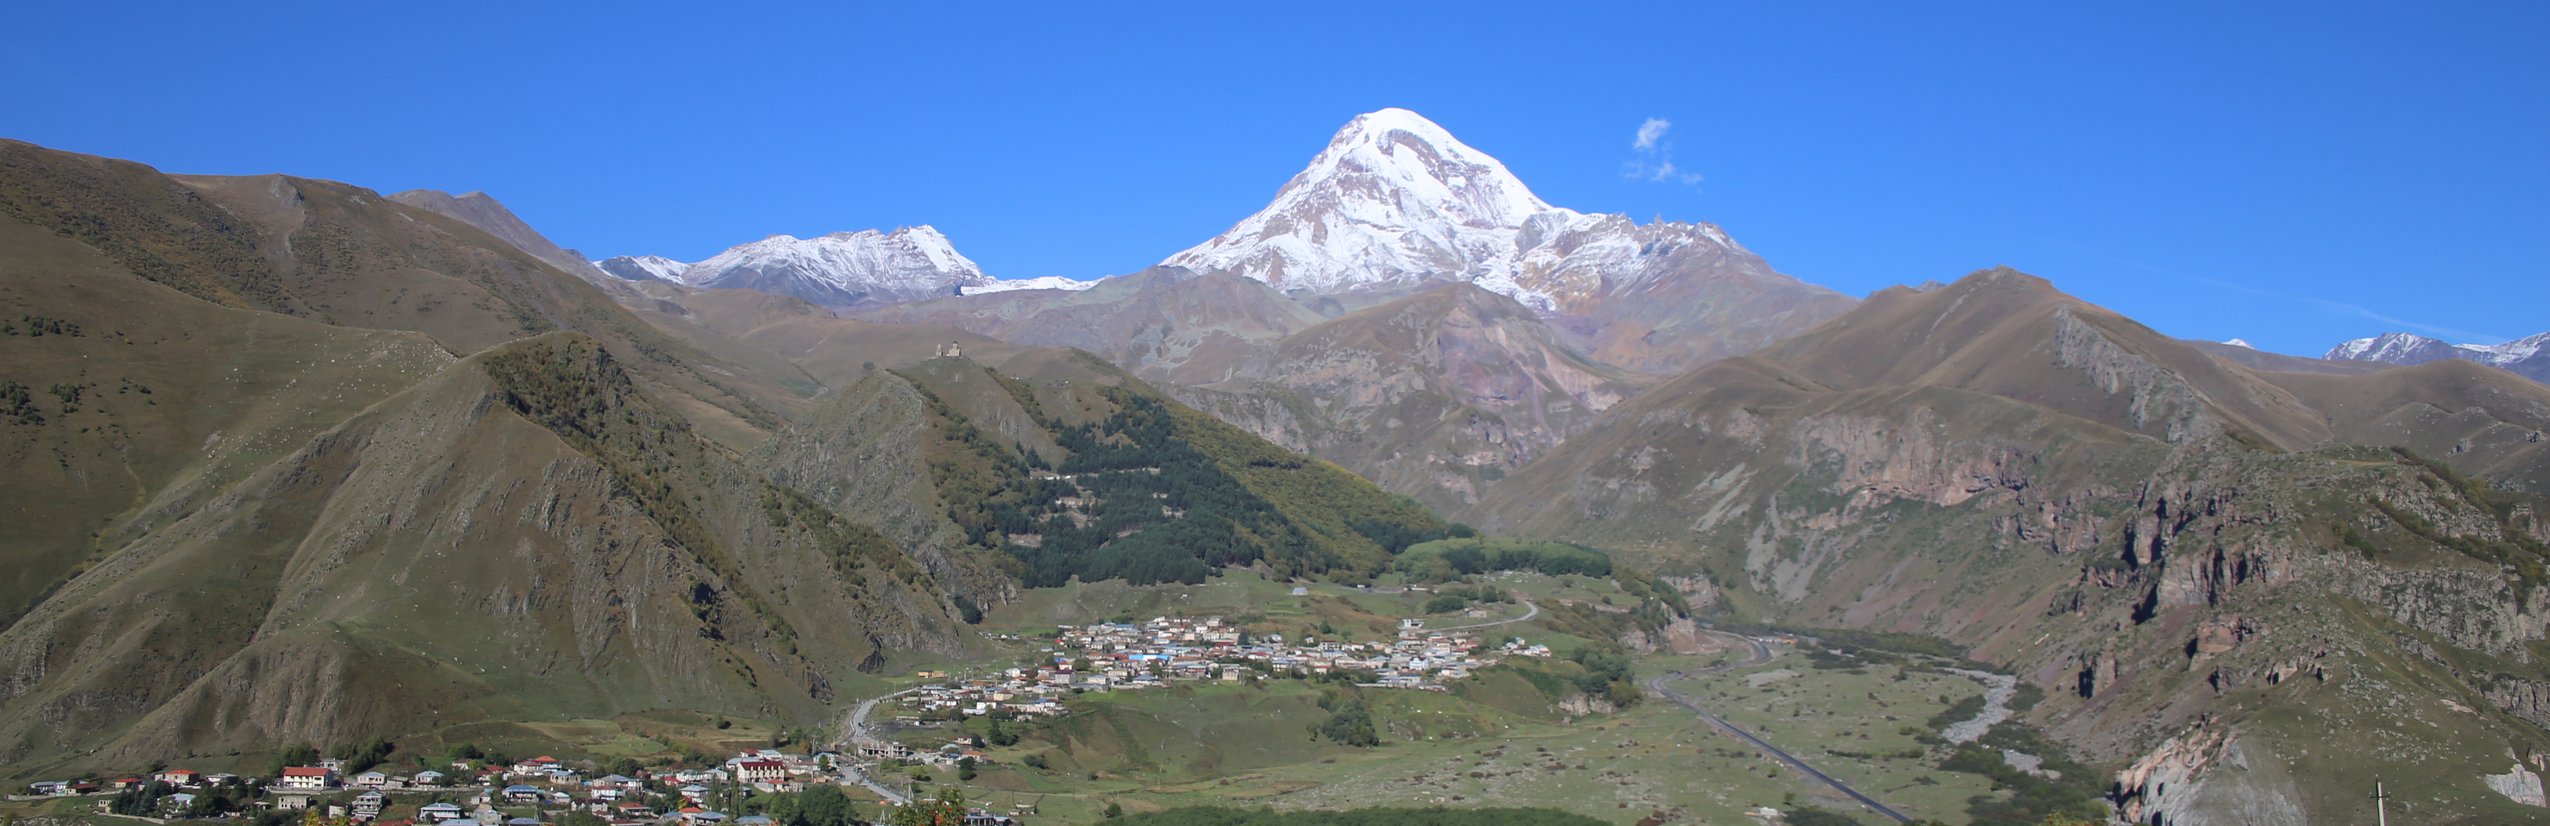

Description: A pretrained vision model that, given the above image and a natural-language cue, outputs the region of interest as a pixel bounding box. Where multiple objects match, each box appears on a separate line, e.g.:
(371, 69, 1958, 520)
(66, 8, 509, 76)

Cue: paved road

(1648, 632, 1914, 824)
(1436, 597, 1540, 631)
(836, 687, 923, 804)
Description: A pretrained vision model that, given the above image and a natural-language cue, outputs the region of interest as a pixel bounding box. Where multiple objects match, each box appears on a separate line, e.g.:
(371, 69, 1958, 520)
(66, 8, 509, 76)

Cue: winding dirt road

(836, 687, 923, 804)
(1436, 597, 1541, 631)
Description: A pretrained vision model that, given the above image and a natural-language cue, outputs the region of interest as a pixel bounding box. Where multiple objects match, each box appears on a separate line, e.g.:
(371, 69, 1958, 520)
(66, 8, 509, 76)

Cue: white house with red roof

(277, 766, 335, 791)
(730, 759, 785, 785)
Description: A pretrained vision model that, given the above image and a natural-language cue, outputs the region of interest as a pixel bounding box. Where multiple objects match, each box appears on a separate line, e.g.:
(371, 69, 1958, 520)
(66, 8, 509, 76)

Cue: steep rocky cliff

(1474, 267, 2550, 823)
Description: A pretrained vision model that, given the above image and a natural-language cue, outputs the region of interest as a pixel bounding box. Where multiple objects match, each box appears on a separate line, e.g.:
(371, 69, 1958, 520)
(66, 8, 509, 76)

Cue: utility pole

(2372, 779, 2392, 826)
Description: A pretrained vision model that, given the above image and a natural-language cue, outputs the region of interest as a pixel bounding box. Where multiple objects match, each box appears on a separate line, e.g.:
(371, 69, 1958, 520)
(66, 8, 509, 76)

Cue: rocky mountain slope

(1162, 108, 1855, 374)
(2328, 330, 2550, 384)
(1173, 282, 1648, 512)
(1471, 266, 2550, 823)
(850, 268, 1643, 512)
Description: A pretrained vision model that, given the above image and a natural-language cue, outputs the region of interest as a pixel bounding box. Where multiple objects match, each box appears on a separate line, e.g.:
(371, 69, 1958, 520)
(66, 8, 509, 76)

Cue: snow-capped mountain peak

(1157, 106, 1820, 335)
(1285, 107, 1556, 228)
(2462, 331, 2550, 362)
(2222, 338, 2257, 350)
(593, 254, 692, 283)
(2327, 332, 2451, 363)
(1163, 108, 1599, 299)
(680, 225, 994, 306)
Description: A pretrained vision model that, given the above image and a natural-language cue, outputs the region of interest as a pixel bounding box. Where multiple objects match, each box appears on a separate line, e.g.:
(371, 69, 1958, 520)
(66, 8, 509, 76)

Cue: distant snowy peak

(594, 254, 691, 283)
(2327, 332, 2458, 364)
(965, 276, 1098, 295)
(2222, 338, 2257, 350)
(1160, 107, 1769, 313)
(1281, 106, 1555, 228)
(2465, 331, 2550, 362)
(683, 225, 995, 307)
(2327, 330, 2550, 384)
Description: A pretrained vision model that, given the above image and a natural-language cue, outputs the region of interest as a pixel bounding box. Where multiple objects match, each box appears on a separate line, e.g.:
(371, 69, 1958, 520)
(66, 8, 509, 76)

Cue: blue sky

(4, 2, 2543, 354)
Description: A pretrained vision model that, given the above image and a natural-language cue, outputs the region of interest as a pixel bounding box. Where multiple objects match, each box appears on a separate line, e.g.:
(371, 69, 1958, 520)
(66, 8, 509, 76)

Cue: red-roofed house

(732, 760, 784, 785)
(279, 767, 336, 791)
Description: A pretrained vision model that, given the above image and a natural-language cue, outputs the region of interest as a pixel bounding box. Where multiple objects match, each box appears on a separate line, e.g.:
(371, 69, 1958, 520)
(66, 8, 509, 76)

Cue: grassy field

(903, 573, 2003, 822)
(859, 630, 2002, 825)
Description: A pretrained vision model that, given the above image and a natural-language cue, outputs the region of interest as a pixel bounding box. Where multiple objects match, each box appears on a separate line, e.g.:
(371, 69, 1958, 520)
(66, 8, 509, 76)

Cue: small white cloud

(1634, 118, 1672, 150)
(1625, 117, 1703, 187)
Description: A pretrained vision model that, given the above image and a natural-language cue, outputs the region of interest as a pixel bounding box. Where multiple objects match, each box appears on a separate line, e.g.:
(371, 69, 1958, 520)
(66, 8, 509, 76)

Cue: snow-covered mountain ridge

(2327, 330, 2550, 383)
(594, 226, 1074, 307)
(594, 254, 689, 283)
(964, 275, 1097, 294)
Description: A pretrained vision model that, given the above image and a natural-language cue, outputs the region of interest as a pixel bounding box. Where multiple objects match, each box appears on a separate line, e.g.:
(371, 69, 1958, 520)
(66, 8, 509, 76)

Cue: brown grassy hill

(0, 333, 960, 778)
(2186, 339, 2388, 376)
(0, 214, 456, 629)
(1473, 266, 2550, 823)
(1755, 268, 2330, 449)
(384, 189, 616, 285)
(849, 267, 1326, 383)
(2262, 358, 2550, 492)
(0, 140, 807, 448)
(637, 283, 1027, 387)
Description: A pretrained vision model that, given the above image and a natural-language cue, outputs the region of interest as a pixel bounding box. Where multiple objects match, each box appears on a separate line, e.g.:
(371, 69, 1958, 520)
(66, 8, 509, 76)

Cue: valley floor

(840, 574, 2016, 825)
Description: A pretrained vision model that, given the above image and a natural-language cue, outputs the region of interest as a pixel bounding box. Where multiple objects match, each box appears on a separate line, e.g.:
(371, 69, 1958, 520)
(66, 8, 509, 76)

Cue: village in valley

(880, 615, 1550, 728)
(13, 604, 1559, 826)
(22, 744, 1020, 826)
